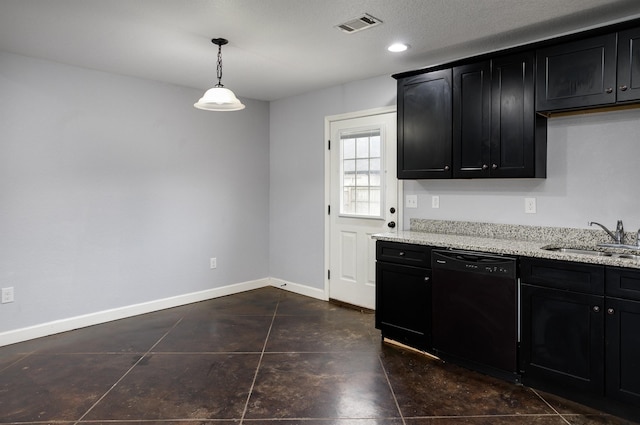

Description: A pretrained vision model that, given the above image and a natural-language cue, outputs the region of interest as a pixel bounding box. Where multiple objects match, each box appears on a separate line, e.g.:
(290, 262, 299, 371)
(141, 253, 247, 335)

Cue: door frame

(323, 106, 402, 303)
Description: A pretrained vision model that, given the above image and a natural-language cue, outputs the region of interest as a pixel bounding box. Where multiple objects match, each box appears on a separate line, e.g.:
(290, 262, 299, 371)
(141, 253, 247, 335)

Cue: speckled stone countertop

(373, 219, 640, 269)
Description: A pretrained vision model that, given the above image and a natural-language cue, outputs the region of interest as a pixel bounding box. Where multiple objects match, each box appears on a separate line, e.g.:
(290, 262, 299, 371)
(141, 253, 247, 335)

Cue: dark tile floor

(0, 287, 637, 425)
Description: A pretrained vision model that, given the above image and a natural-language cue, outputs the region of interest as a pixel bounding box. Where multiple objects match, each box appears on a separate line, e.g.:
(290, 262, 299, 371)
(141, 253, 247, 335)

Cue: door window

(339, 128, 382, 218)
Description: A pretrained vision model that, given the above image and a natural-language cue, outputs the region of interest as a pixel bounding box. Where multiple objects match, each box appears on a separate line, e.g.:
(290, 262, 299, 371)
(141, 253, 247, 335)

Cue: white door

(328, 110, 398, 309)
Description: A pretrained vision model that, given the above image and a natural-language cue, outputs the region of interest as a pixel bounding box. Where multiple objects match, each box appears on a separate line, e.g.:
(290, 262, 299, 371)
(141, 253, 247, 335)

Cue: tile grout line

(239, 300, 280, 425)
(530, 387, 572, 425)
(377, 354, 407, 425)
(0, 350, 36, 374)
(72, 317, 184, 425)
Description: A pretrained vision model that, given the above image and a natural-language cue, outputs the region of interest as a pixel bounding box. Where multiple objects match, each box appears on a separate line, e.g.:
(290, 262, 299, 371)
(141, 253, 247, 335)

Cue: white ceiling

(1, 0, 640, 102)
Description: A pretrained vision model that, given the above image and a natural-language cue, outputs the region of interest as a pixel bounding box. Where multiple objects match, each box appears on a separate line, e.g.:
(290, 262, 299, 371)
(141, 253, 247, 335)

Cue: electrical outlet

(525, 197, 537, 214)
(432, 195, 440, 209)
(1, 287, 14, 304)
(210, 258, 217, 269)
(405, 195, 418, 208)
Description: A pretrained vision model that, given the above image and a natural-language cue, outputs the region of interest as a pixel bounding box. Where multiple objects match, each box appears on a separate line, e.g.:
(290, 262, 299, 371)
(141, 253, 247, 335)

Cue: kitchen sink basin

(617, 254, 640, 260)
(542, 246, 640, 261)
(543, 247, 612, 256)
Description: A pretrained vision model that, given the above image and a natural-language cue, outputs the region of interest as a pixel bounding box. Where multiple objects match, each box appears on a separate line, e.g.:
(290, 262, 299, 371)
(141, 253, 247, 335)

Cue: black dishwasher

(432, 249, 519, 382)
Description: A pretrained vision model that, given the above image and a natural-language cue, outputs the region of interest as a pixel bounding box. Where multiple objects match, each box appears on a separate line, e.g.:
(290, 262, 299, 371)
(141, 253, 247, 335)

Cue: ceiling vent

(335, 13, 382, 34)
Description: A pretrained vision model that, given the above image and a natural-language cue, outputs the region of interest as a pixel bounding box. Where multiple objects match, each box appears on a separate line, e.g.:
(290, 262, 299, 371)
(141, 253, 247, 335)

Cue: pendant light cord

(216, 43, 224, 87)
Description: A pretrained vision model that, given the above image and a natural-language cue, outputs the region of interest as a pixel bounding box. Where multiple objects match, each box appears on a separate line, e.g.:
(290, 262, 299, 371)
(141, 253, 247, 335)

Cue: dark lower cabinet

(605, 296, 640, 405)
(520, 283, 605, 395)
(375, 241, 432, 350)
(605, 267, 640, 406)
(521, 258, 640, 420)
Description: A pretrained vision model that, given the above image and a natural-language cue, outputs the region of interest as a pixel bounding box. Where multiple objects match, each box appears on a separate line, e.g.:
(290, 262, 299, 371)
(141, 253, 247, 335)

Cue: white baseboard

(269, 277, 327, 301)
(0, 278, 271, 347)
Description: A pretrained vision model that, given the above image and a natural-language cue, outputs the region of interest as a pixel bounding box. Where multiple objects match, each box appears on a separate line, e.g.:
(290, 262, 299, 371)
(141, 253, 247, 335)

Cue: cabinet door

(397, 70, 452, 179)
(490, 52, 538, 178)
(605, 297, 640, 405)
(453, 61, 491, 178)
(520, 284, 605, 396)
(375, 261, 432, 350)
(536, 34, 617, 111)
(617, 27, 640, 102)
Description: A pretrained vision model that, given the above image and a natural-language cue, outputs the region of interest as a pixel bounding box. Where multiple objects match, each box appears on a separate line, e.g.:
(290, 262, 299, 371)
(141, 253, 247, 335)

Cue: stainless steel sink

(617, 254, 640, 260)
(542, 246, 640, 261)
(543, 247, 612, 257)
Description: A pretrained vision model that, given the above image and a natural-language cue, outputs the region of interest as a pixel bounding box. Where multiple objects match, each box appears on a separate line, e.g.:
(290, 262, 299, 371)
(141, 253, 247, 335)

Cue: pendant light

(194, 38, 245, 111)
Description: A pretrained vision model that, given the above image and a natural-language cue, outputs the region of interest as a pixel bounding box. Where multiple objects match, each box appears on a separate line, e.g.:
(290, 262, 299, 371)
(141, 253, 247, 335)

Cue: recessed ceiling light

(388, 43, 409, 53)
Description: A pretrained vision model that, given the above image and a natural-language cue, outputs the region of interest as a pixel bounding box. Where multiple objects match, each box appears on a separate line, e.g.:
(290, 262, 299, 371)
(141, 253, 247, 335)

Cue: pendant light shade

(195, 87, 245, 111)
(194, 38, 245, 111)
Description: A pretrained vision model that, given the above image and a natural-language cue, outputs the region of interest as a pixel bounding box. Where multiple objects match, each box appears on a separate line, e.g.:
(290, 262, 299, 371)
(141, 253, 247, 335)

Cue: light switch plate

(432, 196, 440, 209)
(406, 195, 418, 208)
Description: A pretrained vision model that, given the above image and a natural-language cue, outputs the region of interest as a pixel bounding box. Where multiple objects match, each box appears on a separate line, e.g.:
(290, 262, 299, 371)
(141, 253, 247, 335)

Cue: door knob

(387, 221, 396, 228)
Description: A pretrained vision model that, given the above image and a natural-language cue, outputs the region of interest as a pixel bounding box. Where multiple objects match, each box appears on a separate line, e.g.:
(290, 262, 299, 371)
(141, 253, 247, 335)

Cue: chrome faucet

(636, 228, 640, 248)
(589, 220, 625, 244)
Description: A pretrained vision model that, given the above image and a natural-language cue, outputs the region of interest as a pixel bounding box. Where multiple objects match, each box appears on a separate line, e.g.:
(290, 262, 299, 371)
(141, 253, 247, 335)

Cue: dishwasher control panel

(432, 250, 517, 279)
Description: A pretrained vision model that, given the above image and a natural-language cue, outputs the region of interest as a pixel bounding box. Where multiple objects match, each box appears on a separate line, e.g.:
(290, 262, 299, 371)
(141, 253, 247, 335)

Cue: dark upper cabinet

(536, 34, 617, 111)
(453, 62, 491, 178)
(617, 27, 640, 102)
(452, 53, 545, 178)
(491, 53, 546, 178)
(397, 69, 452, 179)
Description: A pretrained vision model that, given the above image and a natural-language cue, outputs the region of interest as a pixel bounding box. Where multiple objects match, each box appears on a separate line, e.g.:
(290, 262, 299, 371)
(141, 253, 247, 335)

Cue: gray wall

(269, 76, 640, 292)
(4, 47, 640, 335)
(269, 76, 397, 290)
(0, 52, 270, 333)
(404, 109, 640, 231)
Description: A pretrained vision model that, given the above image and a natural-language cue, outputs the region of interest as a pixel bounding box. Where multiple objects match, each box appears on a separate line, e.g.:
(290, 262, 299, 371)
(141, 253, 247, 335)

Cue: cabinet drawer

(376, 241, 431, 267)
(606, 267, 640, 301)
(520, 257, 604, 294)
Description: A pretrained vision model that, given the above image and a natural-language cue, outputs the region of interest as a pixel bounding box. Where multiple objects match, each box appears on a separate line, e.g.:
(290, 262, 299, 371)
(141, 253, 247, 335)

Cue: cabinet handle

(608, 308, 615, 315)
(619, 85, 628, 91)
(398, 251, 405, 256)
(593, 306, 600, 313)
(444, 165, 450, 171)
(482, 164, 489, 170)
(605, 87, 613, 94)
(424, 276, 430, 282)
(491, 164, 498, 170)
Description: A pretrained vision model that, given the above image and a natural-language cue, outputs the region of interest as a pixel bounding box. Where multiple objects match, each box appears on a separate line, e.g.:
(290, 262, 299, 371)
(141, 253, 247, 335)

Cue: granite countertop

(373, 220, 640, 270)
